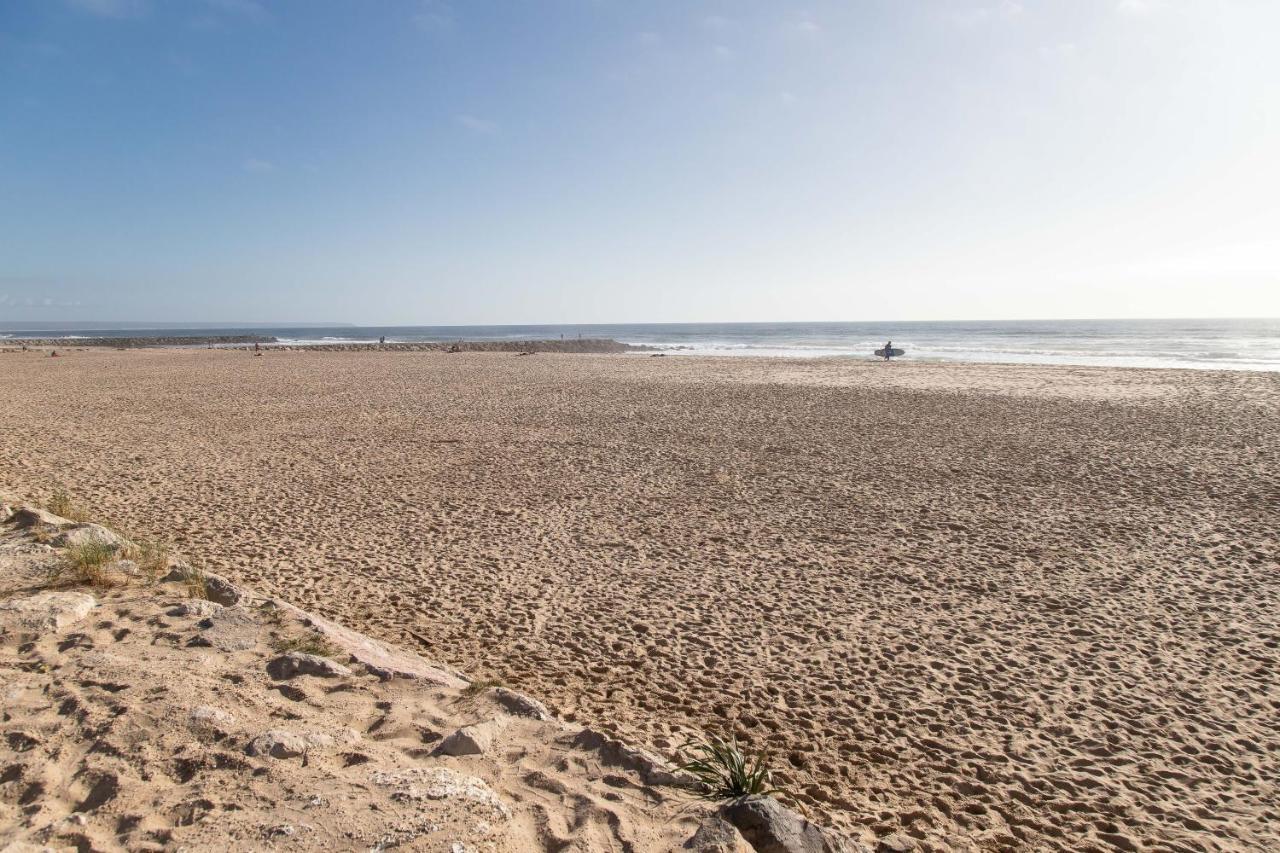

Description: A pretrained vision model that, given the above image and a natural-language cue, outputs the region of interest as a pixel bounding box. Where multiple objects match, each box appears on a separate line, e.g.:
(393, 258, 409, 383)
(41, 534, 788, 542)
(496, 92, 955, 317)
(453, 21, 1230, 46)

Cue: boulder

(720, 796, 867, 853)
(267, 651, 352, 680)
(0, 591, 97, 634)
(437, 722, 498, 757)
(876, 834, 917, 853)
(246, 728, 355, 759)
(170, 599, 223, 618)
(269, 598, 466, 686)
(488, 686, 552, 720)
(369, 767, 511, 819)
(7, 506, 68, 528)
(193, 605, 260, 652)
(684, 815, 755, 852)
(189, 706, 236, 735)
(55, 523, 124, 550)
(162, 564, 248, 606)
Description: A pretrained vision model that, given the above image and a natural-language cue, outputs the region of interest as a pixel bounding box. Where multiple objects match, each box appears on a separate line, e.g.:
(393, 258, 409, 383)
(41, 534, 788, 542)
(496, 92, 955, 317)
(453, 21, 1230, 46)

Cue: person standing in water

(883, 340, 894, 361)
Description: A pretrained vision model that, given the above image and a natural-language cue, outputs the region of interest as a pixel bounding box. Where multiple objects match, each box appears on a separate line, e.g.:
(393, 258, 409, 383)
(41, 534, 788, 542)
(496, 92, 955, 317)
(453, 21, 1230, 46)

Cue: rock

(246, 729, 353, 759)
(195, 605, 260, 652)
(162, 564, 248, 606)
(684, 815, 755, 852)
(170, 599, 223, 618)
(7, 506, 68, 528)
(720, 796, 866, 853)
(489, 686, 552, 720)
(55, 523, 124, 550)
(202, 573, 247, 606)
(269, 598, 467, 686)
(189, 706, 236, 734)
(0, 504, 12, 522)
(569, 728, 699, 788)
(437, 722, 497, 757)
(0, 591, 97, 634)
(267, 652, 352, 680)
(876, 834, 916, 853)
(369, 767, 511, 819)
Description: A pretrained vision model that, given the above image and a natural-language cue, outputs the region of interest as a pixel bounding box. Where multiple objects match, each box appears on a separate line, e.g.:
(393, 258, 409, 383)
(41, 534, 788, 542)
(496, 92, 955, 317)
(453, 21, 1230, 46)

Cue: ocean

(3, 318, 1278, 371)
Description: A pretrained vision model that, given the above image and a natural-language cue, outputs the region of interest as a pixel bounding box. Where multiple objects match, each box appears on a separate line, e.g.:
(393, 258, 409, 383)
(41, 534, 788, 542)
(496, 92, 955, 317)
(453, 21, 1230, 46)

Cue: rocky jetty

(5, 335, 276, 348)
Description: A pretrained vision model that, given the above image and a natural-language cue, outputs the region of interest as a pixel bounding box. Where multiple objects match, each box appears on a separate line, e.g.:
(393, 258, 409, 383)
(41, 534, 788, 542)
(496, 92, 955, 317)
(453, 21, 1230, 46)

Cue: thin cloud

(243, 158, 276, 173)
(785, 13, 822, 38)
(456, 114, 498, 134)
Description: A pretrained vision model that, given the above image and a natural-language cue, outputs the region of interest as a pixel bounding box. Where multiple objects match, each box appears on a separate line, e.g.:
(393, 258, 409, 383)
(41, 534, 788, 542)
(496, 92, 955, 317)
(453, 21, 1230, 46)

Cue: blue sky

(1, 0, 1277, 324)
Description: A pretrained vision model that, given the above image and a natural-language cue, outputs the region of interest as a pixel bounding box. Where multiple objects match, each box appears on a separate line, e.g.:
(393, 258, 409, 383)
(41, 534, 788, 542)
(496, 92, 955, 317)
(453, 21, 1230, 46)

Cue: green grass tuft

(47, 489, 91, 523)
(462, 677, 504, 697)
(49, 540, 120, 588)
(679, 735, 784, 801)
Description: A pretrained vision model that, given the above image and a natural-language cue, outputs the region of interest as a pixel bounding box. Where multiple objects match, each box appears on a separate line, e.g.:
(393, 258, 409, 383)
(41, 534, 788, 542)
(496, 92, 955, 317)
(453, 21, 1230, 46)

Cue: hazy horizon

(3, 1, 1279, 324)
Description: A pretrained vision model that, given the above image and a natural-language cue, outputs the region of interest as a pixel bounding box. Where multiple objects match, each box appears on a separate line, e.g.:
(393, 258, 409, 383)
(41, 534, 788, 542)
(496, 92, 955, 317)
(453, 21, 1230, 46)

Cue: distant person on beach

(379, 336, 386, 344)
(883, 340, 894, 361)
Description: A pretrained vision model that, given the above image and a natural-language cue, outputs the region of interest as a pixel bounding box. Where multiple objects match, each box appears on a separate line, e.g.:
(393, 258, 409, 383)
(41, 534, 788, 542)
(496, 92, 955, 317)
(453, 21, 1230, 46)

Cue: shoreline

(4, 338, 1277, 372)
(1, 347, 1276, 850)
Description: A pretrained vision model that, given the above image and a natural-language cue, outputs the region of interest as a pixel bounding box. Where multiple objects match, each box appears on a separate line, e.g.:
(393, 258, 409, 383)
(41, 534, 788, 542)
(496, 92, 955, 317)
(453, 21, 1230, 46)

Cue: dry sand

(1, 348, 1277, 852)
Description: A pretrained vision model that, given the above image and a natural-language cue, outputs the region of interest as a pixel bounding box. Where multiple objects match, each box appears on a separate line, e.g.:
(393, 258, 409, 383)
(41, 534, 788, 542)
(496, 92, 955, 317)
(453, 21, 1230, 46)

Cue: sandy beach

(1, 348, 1276, 852)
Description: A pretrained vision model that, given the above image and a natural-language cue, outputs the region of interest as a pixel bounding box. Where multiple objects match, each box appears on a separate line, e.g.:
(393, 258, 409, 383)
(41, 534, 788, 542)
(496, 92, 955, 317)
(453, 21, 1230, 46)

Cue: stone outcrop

(266, 651, 353, 679)
(720, 796, 869, 853)
(0, 591, 97, 634)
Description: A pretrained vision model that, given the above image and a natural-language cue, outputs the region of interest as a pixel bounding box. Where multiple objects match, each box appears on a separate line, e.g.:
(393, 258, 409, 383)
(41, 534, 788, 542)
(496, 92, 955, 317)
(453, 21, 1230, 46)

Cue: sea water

(3, 318, 1278, 371)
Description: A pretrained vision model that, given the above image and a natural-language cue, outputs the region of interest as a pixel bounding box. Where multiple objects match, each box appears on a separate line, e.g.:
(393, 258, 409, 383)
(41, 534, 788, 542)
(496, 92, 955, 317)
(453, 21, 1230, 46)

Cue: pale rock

(437, 722, 498, 757)
(189, 706, 236, 734)
(488, 686, 552, 720)
(171, 599, 223, 618)
(193, 605, 259, 652)
(876, 834, 917, 853)
(246, 729, 351, 759)
(55, 523, 124, 550)
(369, 767, 511, 819)
(0, 591, 97, 634)
(267, 651, 352, 680)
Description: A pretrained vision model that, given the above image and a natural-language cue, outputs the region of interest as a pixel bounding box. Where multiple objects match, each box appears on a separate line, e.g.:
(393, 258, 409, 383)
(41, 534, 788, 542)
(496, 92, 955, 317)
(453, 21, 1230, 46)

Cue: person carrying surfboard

(883, 340, 894, 361)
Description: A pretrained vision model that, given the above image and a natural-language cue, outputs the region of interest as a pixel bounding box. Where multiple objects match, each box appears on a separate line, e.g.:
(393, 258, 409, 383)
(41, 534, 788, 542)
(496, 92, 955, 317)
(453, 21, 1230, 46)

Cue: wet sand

(1, 348, 1276, 852)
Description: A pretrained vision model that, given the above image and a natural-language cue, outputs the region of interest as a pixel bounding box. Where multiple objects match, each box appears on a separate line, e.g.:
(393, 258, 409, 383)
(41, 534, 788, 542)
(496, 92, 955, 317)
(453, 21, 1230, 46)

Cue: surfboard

(874, 348, 905, 358)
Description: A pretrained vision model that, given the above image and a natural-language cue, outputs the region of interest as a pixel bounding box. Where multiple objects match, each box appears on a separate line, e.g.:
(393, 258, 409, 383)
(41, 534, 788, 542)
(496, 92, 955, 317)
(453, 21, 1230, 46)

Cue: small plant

(462, 678, 504, 697)
(46, 489, 90, 522)
(49, 541, 120, 588)
(183, 559, 210, 600)
(272, 632, 339, 658)
(679, 735, 783, 801)
(121, 539, 170, 585)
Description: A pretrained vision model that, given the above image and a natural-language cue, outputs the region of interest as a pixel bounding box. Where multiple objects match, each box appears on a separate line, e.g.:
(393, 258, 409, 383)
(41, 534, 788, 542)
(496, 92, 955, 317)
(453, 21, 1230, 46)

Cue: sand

(1, 348, 1276, 852)
(0, 507, 758, 852)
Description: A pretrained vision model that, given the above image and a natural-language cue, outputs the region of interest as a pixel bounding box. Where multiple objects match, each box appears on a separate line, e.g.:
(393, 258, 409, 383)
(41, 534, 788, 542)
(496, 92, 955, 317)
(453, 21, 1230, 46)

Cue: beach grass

(47, 489, 91, 523)
(49, 540, 120, 589)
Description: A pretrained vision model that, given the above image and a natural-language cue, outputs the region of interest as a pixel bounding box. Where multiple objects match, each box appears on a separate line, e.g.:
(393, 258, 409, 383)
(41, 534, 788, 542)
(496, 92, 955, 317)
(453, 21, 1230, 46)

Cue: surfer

(883, 340, 893, 361)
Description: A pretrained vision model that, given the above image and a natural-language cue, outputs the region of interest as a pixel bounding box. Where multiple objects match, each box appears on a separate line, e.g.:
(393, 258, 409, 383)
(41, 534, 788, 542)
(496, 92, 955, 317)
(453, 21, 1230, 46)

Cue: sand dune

(1, 348, 1276, 851)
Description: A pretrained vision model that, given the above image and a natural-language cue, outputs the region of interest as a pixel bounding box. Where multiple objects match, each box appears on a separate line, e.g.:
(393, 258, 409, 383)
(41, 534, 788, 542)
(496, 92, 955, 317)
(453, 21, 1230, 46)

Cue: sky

(1, 0, 1277, 325)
